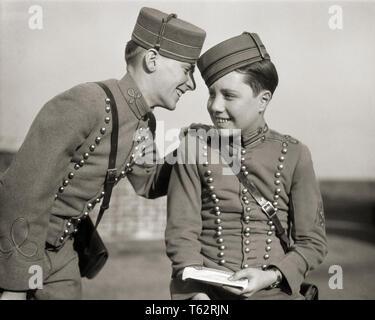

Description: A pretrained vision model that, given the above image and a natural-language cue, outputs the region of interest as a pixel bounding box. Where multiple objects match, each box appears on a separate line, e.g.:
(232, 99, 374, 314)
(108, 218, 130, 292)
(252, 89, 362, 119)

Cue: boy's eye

(224, 94, 235, 100)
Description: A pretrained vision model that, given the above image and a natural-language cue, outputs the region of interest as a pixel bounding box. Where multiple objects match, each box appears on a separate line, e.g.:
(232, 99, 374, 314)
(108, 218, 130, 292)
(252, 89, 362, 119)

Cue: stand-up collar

(242, 121, 269, 147)
(117, 73, 151, 120)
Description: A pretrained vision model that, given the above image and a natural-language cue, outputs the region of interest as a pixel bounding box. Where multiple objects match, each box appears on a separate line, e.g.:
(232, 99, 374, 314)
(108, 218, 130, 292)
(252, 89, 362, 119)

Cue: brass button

(266, 239, 272, 244)
(100, 127, 106, 134)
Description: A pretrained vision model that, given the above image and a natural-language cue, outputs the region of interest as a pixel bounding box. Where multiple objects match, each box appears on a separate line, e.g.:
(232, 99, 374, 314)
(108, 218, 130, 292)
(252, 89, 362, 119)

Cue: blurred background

(0, 0, 374, 299)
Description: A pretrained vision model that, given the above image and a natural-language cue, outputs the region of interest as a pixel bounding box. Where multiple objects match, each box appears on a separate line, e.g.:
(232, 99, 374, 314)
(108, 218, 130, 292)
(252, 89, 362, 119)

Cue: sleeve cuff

(269, 250, 308, 295)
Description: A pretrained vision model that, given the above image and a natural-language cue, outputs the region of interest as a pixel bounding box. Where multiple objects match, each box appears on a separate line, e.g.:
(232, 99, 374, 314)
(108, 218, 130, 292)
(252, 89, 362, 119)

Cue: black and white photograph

(0, 0, 374, 303)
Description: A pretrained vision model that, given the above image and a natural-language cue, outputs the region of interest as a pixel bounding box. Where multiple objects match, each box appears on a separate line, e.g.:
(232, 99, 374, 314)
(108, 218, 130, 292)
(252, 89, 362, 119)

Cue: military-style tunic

(0, 74, 171, 291)
(165, 123, 328, 300)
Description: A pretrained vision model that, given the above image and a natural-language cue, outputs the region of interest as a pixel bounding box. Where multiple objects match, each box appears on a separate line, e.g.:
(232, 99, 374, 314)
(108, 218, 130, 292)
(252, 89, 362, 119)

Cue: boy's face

(152, 55, 195, 111)
(207, 71, 265, 135)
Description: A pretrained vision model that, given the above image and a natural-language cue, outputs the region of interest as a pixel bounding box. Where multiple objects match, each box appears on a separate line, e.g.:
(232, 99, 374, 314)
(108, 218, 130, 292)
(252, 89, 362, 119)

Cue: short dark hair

(236, 59, 279, 96)
(124, 40, 145, 66)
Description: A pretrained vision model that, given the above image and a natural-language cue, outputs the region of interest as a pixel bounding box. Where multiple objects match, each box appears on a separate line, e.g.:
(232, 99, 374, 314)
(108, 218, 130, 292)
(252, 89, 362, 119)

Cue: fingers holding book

(223, 268, 278, 297)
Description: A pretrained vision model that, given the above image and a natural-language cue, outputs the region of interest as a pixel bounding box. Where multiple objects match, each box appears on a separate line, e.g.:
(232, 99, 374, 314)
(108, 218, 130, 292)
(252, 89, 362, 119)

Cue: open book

(182, 266, 248, 290)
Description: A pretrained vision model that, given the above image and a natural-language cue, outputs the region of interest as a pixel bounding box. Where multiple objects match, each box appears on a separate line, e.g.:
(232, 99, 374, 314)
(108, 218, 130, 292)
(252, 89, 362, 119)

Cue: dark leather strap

(146, 111, 156, 139)
(93, 82, 119, 229)
(233, 168, 291, 253)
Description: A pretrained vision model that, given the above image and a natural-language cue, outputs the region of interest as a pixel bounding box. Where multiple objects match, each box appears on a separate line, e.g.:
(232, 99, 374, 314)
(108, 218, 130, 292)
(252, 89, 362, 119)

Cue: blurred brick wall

(91, 180, 167, 242)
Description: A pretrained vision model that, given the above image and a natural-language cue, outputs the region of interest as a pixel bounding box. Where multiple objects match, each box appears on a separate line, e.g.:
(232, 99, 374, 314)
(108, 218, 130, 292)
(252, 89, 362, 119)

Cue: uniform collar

(241, 121, 269, 147)
(117, 73, 151, 120)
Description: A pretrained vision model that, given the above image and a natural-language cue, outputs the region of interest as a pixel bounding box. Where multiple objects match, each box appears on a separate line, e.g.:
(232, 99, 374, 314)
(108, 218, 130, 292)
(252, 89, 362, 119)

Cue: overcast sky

(1, 0, 374, 179)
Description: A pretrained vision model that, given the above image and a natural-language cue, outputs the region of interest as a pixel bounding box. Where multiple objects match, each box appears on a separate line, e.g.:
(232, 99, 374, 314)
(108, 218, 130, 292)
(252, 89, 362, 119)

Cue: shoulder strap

(233, 169, 291, 253)
(93, 82, 119, 229)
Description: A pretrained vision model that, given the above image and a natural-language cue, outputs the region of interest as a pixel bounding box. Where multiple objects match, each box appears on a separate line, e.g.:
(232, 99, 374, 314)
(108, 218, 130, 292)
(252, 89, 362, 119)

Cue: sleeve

(0, 84, 97, 291)
(270, 144, 328, 295)
(164, 135, 204, 279)
(126, 153, 173, 199)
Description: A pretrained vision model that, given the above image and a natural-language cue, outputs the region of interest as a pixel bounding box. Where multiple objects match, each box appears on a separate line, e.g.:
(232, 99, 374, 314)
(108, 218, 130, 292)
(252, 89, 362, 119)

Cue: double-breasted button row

(58, 98, 113, 242)
(201, 141, 226, 266)
(55, 97, 112, 202)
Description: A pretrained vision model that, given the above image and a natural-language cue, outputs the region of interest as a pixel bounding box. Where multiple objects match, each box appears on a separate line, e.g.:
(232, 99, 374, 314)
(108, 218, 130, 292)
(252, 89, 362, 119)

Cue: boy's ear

(258, 90, 272, 113)
(144, 49, 158, 72)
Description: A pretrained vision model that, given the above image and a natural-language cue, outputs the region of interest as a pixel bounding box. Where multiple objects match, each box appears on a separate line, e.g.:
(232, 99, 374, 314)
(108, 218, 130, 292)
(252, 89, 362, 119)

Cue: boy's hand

(222, 268, 278, 298)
